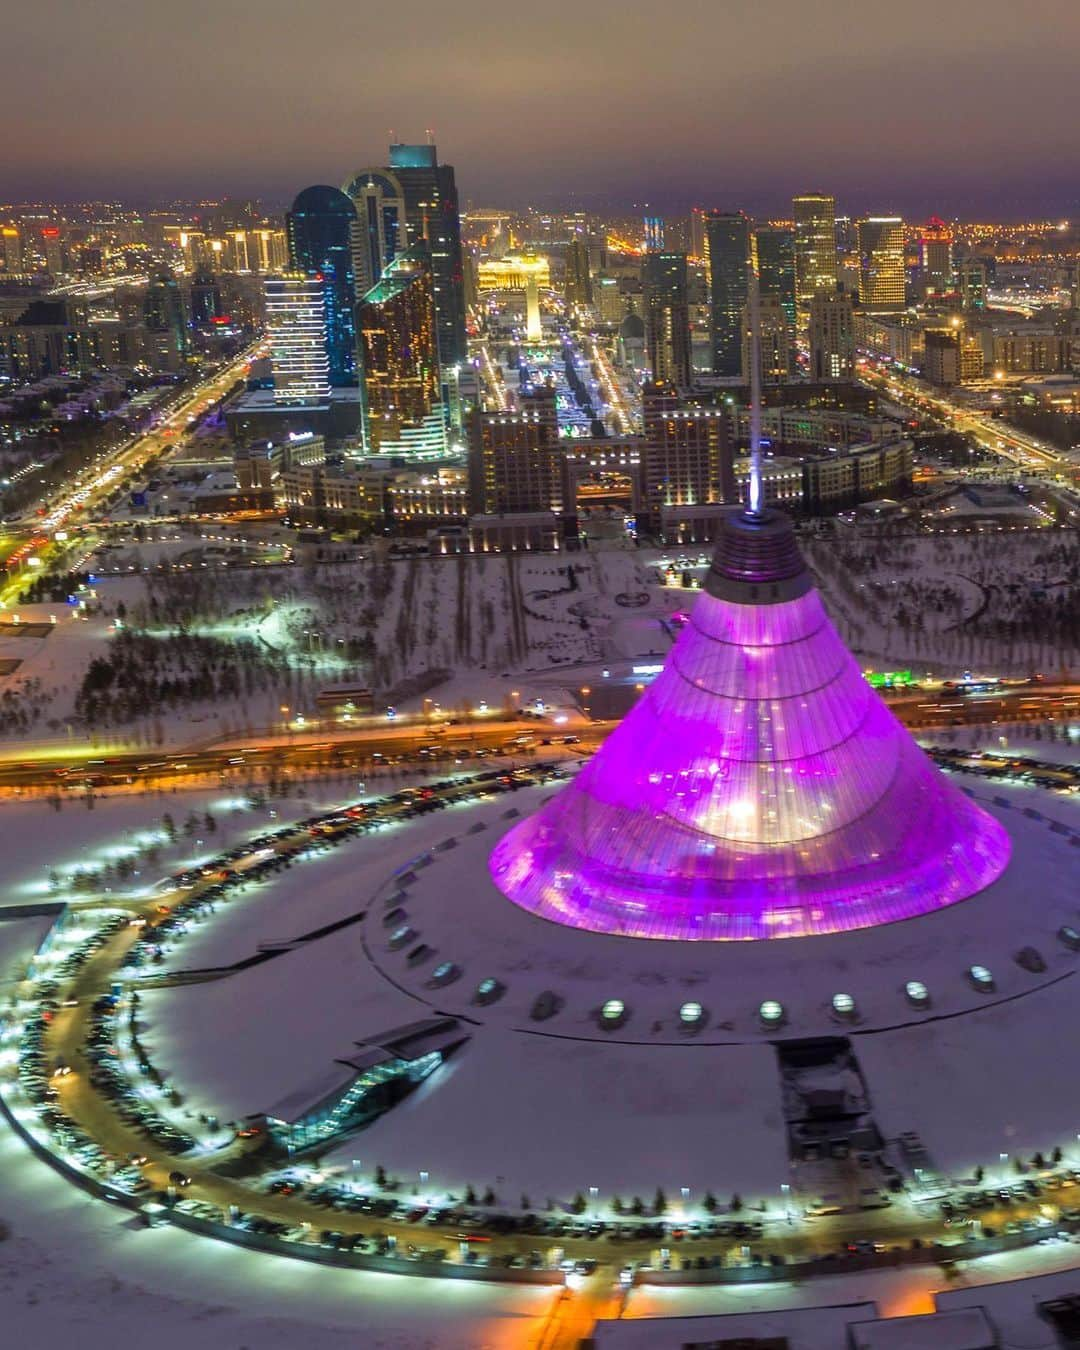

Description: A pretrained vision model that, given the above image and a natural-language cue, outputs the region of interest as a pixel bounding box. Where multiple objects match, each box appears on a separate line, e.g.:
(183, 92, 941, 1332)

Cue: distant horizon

(1, 184, 1078, 229)
(5, 0, 1078, 225)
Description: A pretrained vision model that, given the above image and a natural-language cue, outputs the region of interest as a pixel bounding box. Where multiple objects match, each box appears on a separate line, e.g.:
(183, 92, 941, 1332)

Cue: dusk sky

(5, 0, 1080, 217)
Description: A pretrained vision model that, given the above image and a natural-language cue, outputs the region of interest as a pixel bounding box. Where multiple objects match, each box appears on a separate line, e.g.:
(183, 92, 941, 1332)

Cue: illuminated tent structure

(489, 279, 1010, 942)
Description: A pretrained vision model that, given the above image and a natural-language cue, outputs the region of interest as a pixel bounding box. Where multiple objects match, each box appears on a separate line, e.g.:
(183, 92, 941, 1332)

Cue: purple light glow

(490, 581, 1011, 941)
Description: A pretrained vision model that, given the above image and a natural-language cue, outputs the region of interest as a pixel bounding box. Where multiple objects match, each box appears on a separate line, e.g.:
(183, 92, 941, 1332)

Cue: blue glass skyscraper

(286, 185, 358, 387)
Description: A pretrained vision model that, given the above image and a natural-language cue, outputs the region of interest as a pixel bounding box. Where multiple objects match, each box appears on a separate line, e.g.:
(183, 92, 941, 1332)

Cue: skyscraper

(753, 226, 796, 329)
(920, 217, 954, 295)
(189, 269, 223, 326)
(642, 251, 691, 387)
(144, 271, 188, 362)
(386, 143, 467, 370)
(265, 273, 330, 405)
(742, 295, 791, 384)
(809, 291, 855, 382)
(358, 246, 442, 455)
(792, 193, 838, 321)
(286, 185, 358, 387)
(704, 212, 750, 377)
(641, 382, 734, 527)
(342, 169, 407, 294)
(565, 237, 592, 309)
(857, 216, 906, 312)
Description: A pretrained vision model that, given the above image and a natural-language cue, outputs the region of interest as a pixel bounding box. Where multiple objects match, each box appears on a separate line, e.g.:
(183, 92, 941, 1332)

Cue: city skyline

(4, 0, 1079, 216)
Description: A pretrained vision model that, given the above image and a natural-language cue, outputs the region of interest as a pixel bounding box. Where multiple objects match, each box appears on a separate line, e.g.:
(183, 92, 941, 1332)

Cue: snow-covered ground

(0, 1086, 555, 1349)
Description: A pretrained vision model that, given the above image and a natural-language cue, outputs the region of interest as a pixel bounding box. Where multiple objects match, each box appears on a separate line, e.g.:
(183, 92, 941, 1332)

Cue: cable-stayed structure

(490, 509, 1011, 941)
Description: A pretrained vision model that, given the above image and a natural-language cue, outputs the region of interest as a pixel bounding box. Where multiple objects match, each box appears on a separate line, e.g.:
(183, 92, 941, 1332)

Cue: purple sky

(4, 0, 1079, 218)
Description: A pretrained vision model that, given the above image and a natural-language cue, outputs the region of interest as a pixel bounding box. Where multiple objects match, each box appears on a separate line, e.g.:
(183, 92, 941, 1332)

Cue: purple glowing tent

(490, 509, 1010, 941)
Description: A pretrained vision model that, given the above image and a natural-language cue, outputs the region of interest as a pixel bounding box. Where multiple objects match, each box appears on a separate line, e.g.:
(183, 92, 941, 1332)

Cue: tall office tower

(689, 207, 709, 262)
(342, 169, 407, 294)
(959, 258, 988, 311)
(793, 192, 838, 340)
(39, 226, 64, 276)
(642, 251, 692, 387)
(384, 143, 467, 369)
(358, 246, 442, 455)
(742, 296, 791, 384)
(809, 291, 855, 381)
(793, 194, 838, 321)
(467, 386, 562, 515)
(857, 216, 906, 312)
(643, 216, 665, 254)
(265, 273, 331, 405)
(704, 212, 750, 377)
(189, 269, 223, 326)
(565, 237, 592, 309)
(641, 382, 734, 526)
(143, 272, 189, 360)
(0, 225, 23, 274)
(920, 217, 954, 296)
(753, 226, 796, 328)
(286, 186, 358, 387)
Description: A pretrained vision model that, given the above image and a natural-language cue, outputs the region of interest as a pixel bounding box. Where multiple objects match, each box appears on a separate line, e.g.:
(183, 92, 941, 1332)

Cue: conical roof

(490, 509, 1011, 941)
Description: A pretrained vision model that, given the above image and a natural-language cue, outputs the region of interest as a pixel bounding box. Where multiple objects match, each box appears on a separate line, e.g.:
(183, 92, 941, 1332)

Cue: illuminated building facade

(641, 382, 734, 526)
(143, 271, 189, 363)
(342, 169, 407, 294)
(920, 216, 954, 295)
(753, 226, 796, 328)
(643, 251, 692, 387)
(809, 291, 855, 381)
(466, 387, 563, 515)
(358, 246, 442, 454)
(476, 254, 550, 341)
(564, 237, 592, 309)
(705, 212, 750, 377)
(286, 185, 358, 387)
(741, 295, 791, 383)
(490, 507, 1009, 940)
(265, 273, 331, 405)
(387, 143, 467, 368)
(857, 216, 906, 312)
(792, 193, 838, 322)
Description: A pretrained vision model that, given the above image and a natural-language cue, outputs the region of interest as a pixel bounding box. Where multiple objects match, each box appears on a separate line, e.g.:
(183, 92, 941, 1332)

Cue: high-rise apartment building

(286, 185, 358, 387)
(642, 251, 692, 387)
(265, 273, 331, 405)
(857, 216, 906, 312)
(467, 386, 563, 515)
(358, 246, 442, 455)
(742, 296, 791, 384)
(641, 382, 734, 526)
(704, 212, 750, 377)
(809, 291, 856, 381)
(753, 226, 796, 329)
(386, 143, 467, 369)
(793, 194, 838, 320)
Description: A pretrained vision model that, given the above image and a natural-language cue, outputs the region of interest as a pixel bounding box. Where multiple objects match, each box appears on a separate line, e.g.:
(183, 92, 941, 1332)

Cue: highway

(859, 361, 1072, 476)
(0, 681, 1077, 795)
(1, 343, 263, 607)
